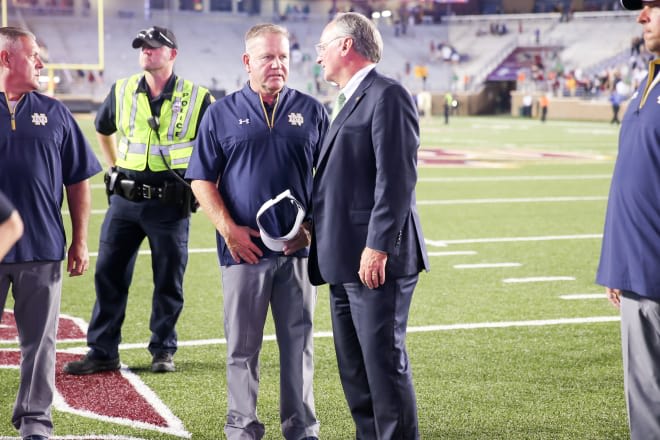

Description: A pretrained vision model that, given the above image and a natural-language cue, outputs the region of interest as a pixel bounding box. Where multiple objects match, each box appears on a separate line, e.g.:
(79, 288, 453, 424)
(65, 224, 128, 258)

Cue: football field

(0, 114, 629, 439)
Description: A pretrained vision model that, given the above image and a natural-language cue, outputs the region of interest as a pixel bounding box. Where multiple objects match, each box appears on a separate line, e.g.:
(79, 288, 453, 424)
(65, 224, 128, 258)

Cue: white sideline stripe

(560, 293, 608, 300)
(54, 316, 621, 353)
(429, 251, 477, 256)
(503, 276, 575, 283)
(454, 262, 521, 269)
(426, 234, 602, 247)
(419, 174, 611, 183)
(0, 437, 148, 439)
(89, 248, 217, 257)
(417, 196, 607, 205)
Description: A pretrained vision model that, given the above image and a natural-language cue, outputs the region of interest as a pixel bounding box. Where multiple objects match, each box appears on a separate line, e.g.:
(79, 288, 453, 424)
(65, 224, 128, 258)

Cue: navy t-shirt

(186, 83, 328, 266)
(0, 91, 102, 263)
(597, 67, 660, 298)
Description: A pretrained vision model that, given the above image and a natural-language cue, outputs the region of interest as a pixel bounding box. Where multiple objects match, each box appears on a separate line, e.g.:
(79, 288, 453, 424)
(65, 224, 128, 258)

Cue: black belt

(116, 180, 173, 202)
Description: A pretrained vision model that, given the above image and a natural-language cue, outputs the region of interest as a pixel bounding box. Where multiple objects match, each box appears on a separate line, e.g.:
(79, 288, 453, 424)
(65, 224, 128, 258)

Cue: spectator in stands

(598, 1, 660, 439)
(187, 23, 326, 440)
(63, 26, 213, 376)
(0, 26, 101, 440)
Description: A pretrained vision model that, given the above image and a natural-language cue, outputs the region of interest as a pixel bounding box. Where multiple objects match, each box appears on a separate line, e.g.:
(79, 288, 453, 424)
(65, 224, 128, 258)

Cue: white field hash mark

(454, 262, 521, 269)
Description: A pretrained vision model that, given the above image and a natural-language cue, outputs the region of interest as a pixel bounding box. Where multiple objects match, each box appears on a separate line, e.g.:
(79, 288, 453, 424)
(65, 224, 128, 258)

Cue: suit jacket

(309, 69, 430, 286)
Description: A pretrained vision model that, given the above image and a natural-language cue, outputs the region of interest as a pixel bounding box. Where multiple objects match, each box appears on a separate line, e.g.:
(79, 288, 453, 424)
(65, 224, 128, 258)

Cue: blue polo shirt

(0, 91, 102, 264)
(0, 191, 14, 223)
(597, 63, 660, 298)
(186, 83, 328, 266)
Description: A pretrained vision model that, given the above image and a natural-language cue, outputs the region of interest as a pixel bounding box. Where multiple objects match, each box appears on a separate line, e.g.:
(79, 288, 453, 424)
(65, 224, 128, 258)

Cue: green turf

(0, 115, 628, 439)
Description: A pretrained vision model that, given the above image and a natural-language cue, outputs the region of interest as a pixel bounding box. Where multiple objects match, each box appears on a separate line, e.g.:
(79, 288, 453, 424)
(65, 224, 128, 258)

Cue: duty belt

(116, 180, 170, 202)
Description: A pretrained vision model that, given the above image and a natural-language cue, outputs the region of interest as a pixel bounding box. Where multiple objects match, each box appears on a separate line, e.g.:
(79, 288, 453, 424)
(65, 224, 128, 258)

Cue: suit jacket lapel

(316, 70, 379, 170)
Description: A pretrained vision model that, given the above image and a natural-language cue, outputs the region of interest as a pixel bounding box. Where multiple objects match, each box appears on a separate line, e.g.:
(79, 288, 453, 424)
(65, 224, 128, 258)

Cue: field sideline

(0, 115, 629, 439)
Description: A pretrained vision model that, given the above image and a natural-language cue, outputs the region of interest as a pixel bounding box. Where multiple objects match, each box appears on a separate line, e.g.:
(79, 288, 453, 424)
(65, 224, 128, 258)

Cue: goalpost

(0, 0, 105, 96)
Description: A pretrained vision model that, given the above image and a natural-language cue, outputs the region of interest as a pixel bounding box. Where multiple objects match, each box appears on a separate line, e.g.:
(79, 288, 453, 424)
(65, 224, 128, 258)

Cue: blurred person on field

(597, 0, 660, 438)
(63, 26, 213, 376)
(0, 26, 101, 440)
(311, 12, 429, 439)
(186, 23, 327, 440)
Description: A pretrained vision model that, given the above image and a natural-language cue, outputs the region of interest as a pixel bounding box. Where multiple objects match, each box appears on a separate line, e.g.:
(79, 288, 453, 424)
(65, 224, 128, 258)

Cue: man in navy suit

(310, 12, 430, 440)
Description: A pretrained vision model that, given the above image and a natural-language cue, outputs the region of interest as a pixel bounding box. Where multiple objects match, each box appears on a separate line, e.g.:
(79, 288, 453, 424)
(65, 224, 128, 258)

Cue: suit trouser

(329, 275, 420, 440)
(0, 261, 61, 438)
(621, 291, 660, 440)
(221, 257, 319, 440)
(87, 195, 189, 359)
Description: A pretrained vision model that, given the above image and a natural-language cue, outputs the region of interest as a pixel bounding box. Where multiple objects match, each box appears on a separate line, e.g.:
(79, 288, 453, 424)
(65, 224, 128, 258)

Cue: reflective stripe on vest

(114, 74, 207, 171)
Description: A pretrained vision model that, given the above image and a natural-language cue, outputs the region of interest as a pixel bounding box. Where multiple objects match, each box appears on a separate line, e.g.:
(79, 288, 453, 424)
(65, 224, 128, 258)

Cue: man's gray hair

(0, 26, 36, 52)
(245, 23, 289, 51)
(332, 12, 382, 63)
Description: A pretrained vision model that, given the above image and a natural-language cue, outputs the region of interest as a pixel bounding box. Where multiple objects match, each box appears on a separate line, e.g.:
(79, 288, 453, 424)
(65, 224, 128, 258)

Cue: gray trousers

(0, 261, 61, 439)
(621, 291, 660, 440)
(221, 257, 319, 440)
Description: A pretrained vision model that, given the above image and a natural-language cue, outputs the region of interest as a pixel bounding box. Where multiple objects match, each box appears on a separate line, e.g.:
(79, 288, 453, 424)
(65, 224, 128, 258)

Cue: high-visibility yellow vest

(114, 74, 208, 172)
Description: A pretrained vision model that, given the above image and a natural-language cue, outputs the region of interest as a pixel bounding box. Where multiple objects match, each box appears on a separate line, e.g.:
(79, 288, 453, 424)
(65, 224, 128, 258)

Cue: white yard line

(428, 251, 478, 256)
(417, 196, 607, 205)
(425, 234, 601, 247)
(55, 316, 618, 352)
(454, 262, 521, 269)
(560, 293, 608, 300)
(418, 174, 611, 183)
(503, 276, 575, 283)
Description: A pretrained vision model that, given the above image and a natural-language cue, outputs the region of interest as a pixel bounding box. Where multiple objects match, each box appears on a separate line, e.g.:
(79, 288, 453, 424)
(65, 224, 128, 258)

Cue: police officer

(64, 26, 213, 375)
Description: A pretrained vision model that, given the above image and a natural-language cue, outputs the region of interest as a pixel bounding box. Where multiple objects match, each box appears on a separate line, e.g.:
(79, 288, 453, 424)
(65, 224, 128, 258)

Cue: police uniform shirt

(95, 74, 213, 185)
(0, 91, 102, 263)
(597, 62, 660, 298)
(186, 83, 329, 265)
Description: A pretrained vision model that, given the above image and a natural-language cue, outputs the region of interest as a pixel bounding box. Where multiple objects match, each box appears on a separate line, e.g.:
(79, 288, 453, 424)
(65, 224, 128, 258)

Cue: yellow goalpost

(1, 0, 105, 95)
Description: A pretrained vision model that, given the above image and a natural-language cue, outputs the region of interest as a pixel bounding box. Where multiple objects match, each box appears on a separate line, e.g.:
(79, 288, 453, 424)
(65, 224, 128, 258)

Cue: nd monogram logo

(288, 112, 304, 127)
(31, 113, 48, 126)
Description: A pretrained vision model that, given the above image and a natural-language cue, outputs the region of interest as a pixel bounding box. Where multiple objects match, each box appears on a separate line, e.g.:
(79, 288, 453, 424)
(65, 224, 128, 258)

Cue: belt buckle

(142, 184, 153, 199)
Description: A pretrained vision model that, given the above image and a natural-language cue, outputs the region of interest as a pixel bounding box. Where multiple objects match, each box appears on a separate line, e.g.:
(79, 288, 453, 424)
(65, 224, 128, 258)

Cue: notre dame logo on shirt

(31, 113, 48, 126)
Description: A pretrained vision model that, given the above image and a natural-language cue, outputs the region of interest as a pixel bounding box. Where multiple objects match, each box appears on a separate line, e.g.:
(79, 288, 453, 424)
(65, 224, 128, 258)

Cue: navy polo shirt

(0, 91, 102, 263)
(186, 83, 328, 266)
(0, 191, 14, 223)
(597, 65, 660, 298)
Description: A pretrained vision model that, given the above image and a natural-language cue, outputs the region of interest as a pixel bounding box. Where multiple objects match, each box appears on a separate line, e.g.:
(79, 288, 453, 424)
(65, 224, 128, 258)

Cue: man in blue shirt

(0, 27, 101, 440)
(597, 0, 660, 438)
(187, 23, 327, 440)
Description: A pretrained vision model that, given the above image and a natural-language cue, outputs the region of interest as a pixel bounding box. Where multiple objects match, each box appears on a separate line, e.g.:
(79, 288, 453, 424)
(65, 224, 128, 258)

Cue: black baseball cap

(620, 0, 651, 10)
(132, 26, 177, 49)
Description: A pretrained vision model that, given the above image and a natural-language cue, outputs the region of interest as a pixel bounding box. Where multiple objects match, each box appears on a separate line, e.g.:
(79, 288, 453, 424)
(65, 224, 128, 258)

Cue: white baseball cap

(256, 189, 305, 252)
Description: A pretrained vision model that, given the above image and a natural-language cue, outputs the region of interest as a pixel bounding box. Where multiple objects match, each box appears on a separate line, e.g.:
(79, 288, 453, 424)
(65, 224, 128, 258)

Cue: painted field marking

(428, 251, 477, 256)
(454, 262, 521, 269)
(426, 234, 602, 247)
(560, 293, 607, 300)
(418, 174, 611, 183)
(503, 276, 575, 283)
(417, 196, 606, 205)
(52, 316, 620, 353)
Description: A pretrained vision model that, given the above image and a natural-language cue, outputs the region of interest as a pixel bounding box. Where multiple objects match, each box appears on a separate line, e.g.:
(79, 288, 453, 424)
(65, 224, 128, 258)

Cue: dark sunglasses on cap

(133, 27, 176, 49)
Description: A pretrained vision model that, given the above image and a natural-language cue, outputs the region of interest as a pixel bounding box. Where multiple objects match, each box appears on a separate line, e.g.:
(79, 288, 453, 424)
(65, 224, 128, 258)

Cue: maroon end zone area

(0, 310, 86, 341)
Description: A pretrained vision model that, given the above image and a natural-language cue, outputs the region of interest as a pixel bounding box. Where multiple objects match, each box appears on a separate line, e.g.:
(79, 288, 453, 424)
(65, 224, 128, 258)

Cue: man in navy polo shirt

(0, 27, 101, 440)
(187, 23, 327, 440)
(597, 0, 660, 438)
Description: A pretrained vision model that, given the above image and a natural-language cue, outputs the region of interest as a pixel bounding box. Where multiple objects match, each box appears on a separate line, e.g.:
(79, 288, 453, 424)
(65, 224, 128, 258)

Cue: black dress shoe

(151, 352, 175, 373)
(23, 435, 48, 440)
(63, 352, 120, 375)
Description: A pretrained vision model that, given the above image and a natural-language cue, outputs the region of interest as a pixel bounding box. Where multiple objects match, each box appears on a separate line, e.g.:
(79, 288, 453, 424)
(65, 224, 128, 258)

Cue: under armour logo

(288, 113, 304, 126)
(31, 113, 48, 126)
(239, 118, 250, 125)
